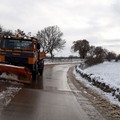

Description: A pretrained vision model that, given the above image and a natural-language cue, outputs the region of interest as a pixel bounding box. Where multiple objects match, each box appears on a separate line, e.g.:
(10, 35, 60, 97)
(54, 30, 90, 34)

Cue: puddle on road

(24, 75, 43, 90)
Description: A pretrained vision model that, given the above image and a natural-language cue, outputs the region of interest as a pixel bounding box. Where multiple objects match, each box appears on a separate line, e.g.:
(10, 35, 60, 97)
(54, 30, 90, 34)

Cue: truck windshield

(0, 39, 33, 51)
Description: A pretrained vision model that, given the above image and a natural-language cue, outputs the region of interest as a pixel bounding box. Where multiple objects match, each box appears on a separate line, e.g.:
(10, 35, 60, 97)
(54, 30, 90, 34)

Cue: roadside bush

(106, 52, 116, 62)
(85, 46, 105, 66)
(85, 56, 104, 66)
(115, 54, 120, 62)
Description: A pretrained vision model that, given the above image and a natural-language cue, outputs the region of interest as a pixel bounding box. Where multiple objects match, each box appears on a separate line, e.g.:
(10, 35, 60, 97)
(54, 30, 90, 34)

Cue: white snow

(44, 59, 80, 65)
(0, 86, 22, 108)
(0, 73, 18, 80)
(74, 61, 120, 107)
(0, 73, 23, 110)
(84, 61, 120, 89)
(3, 87, 21, 105)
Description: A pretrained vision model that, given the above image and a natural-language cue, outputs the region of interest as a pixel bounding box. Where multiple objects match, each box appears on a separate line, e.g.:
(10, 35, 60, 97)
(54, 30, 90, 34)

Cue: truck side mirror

(37, 43, 40, 49)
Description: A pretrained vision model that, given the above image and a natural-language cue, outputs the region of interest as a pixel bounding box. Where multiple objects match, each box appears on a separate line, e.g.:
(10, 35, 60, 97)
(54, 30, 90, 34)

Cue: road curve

(0, 64, 105, 120)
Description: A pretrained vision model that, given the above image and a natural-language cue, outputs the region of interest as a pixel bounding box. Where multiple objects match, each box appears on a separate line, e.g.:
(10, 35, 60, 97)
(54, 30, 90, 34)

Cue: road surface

(0, 64, 105, 120)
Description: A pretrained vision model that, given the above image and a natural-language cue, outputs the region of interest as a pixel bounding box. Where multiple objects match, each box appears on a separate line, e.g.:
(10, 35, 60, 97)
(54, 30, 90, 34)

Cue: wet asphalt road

(0, 64, 105, 120)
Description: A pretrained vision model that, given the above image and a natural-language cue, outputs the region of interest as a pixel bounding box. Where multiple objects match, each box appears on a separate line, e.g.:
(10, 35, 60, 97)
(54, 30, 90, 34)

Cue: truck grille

(5, 56, 28, 65)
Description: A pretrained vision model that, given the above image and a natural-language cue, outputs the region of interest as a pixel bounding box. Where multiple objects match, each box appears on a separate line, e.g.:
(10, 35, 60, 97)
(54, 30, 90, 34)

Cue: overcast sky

(0, 0, 120, 56)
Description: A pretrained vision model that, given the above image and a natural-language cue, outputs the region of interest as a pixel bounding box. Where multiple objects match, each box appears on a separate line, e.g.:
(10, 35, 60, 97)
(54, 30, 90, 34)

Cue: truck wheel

(32, 63, 38, 80)
(32, 71, 37, 80)
(0, 72, 2, 75)
(39, 68, 43, 76)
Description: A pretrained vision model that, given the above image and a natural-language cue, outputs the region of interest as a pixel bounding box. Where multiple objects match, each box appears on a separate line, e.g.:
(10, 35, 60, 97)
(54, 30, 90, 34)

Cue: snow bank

(0, 73, 23, 110)
(84, 62, 120, 88)
(2, 87, 21, 105)
(0, 86, 22, 108)
(74, 61, 120, 106)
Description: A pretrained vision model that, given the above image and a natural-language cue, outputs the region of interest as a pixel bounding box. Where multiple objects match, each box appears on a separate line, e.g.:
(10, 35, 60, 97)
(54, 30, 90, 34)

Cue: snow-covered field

(74, 61, 120, 107)
(84, 62, 120, 89)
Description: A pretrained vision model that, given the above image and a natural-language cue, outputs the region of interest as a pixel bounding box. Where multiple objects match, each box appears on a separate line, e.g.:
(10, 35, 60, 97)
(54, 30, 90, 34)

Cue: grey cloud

(112, 0, 120, 15)
(1, 0, 120, 56)
(103, 39, 120, 44)
(102, 44, 120, 54)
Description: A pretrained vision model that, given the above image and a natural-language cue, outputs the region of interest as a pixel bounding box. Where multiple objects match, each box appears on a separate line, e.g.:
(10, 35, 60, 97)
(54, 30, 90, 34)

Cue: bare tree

(0, 26, 3, 39)
(37, 25, 66, 58)
(0, 26, 2, 33)
(0, 25, 13, 39)
(116, 54, 120, 62)
(15, 29, 25, 36)
(3, 30, 13, 36)
(71, 39, 90, 59)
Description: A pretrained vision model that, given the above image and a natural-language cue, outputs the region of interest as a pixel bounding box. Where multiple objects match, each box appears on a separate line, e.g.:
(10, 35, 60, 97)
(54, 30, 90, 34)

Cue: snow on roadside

(0, 73, 18, 81)
(0, 73, 23, 111)
(84, 61, 120, 89)
(44, 59, 80, 65)
(74, 61, 120, 107)
(0, 86, 22, 106)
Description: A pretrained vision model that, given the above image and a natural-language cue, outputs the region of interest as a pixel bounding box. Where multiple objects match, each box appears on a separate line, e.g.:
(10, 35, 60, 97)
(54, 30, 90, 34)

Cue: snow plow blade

(0, 64, 32, 84)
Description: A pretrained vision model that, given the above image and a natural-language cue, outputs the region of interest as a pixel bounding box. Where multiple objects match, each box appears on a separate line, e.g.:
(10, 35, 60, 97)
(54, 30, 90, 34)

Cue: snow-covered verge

(0, 76, 23, 112)
(74, 61, 120, 107)
(44, 59, 80, 65)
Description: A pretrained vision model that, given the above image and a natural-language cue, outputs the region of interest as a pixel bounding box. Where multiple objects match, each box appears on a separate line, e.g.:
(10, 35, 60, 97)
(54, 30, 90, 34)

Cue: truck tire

(32, 63, 39, 80)
(39, 68, 43, 76)
(38, 59, 44, 76)
(32, 71, 37, 80)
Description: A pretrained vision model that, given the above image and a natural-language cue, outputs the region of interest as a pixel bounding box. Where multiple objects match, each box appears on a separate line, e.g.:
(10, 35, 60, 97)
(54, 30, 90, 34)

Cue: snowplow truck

(0, 35, 45, 83)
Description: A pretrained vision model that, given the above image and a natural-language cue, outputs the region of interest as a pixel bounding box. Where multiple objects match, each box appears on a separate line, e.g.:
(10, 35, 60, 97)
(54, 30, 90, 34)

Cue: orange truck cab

(0, 35, 45, 80)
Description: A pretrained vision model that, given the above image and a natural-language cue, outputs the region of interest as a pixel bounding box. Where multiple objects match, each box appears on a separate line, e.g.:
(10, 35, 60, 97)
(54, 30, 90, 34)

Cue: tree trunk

(50, 52, 54, 62)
